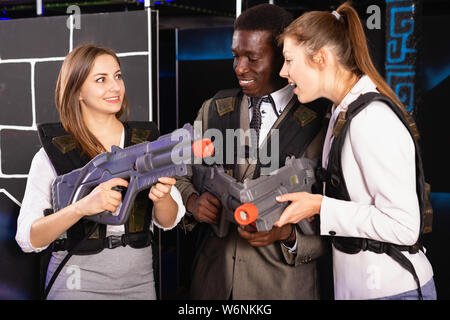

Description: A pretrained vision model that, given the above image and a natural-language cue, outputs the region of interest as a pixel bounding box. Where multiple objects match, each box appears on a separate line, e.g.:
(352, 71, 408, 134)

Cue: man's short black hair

(234, 3, 293, 42)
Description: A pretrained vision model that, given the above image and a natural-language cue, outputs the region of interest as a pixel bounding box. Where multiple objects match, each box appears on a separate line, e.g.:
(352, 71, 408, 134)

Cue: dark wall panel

(1, 130, 40, 175)
(35, 60, 63, 124)
(0, 15, 69, 59)
(0, 63, 32, 126)
(120, 55, 149, 121)
(73, 10, 148, 53)
(0, 179, 26, 203)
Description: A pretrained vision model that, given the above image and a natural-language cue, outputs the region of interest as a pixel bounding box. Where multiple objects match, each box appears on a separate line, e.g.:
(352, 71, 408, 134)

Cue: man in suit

(176, 3, 330, 299)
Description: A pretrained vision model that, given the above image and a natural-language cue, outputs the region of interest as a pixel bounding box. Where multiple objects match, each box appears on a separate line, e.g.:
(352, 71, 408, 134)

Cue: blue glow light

(0, 213, 16, 241)
(424, 64, 450, 91)
(430, 192, 450, 212)
(178, 27, 233, 61)
(0, 284, 31, 300)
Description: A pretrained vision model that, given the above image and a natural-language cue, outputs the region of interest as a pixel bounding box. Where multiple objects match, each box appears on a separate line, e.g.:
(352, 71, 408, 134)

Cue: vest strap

(52, 231, 153, 252)
(324, 92, 430, 300)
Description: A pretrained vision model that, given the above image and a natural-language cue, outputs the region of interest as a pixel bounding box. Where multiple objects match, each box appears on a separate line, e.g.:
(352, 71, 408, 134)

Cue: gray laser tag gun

(192, 156, 317, 238)
(192, 164, 242, 237)
(51, 124, 214, 225)
(233, 157, 317, 236)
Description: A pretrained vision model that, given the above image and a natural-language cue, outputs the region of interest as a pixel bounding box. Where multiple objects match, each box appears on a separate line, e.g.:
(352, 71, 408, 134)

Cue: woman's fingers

(158, 177, 176, 185)
(273, 210, 292, 228)
(276, 192, 299, 203)
(103, 177, 129, 190)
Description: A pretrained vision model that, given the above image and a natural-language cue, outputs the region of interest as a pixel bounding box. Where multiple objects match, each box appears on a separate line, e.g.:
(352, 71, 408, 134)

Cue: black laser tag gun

(192, 157, 317, 238)
(51, 124, 214, 225)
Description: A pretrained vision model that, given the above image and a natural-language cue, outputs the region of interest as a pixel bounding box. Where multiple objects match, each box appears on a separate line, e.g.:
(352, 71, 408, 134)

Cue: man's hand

(186, 192, 222, 224)
(237, 223, 294, 247)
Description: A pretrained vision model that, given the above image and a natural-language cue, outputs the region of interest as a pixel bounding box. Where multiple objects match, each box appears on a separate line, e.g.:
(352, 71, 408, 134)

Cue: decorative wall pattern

(385, 0, 419, 114)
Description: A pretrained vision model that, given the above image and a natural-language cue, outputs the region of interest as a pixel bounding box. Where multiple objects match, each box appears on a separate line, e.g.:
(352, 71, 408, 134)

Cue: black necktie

(249, 95, 274, 148)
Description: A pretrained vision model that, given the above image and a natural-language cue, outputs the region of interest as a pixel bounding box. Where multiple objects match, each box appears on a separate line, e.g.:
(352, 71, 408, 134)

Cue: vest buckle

(363, 239, 386, 254)
(105, 235, 125, 249)
(408, 243, 420, 254)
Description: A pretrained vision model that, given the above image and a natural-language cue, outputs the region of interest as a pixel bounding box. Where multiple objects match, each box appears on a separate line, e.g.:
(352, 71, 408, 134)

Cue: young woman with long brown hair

(16, 44, 185, 299)
(273, 3, 435, 300)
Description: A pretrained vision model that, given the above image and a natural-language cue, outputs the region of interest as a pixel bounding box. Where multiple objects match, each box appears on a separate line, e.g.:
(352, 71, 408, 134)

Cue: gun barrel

(234, 203, 258, 225)
(52, 123, 214, 226)
(136, 138, 213, 174)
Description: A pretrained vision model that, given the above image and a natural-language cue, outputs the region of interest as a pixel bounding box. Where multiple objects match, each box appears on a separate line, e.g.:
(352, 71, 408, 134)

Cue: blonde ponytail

(279, 1, 420, 139)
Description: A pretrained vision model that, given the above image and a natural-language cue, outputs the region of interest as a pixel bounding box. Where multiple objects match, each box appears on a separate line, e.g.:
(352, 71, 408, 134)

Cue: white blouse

(320, 75, 434, 299)
(16, 130, 185, 253)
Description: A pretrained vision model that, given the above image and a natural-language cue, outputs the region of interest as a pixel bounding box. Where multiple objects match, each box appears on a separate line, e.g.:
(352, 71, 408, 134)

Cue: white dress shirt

(16, 129, 186, 253)
(247, 84, 299, 253)
(320, 75, 434, 299)
(248, 84, 294, 147)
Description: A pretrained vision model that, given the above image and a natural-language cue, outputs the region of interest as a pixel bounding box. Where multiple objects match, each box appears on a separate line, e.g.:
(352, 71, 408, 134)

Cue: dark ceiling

(0, 0, 448, 20)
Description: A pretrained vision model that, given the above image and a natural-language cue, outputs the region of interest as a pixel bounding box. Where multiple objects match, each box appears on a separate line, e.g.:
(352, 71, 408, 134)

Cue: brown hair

(55, 44, 130, 158)
(278, 2, 419, 137)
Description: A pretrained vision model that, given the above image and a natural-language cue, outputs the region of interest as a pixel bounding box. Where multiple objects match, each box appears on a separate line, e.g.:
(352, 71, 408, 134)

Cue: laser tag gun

(192, 156, 317, 238)
(191, 164, 243, 237)
(51, 124, 214, 225)
(233, 156, 317, 236)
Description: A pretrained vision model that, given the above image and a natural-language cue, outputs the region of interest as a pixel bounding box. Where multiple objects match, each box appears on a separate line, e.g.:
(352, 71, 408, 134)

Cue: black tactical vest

(206, 88, 330, 180)
(37, 121, 160, 254)
(316, 92, 433, 299)
(37, 121, 162, 300)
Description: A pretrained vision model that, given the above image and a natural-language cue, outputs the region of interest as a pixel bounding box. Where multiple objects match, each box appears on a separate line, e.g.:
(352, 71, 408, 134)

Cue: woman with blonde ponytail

(273, 2, 435, 299)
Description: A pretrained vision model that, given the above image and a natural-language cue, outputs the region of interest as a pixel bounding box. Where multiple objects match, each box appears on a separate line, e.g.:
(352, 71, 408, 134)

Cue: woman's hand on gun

(149, 177, 176, 203)
(74, 178, 129, 217)
(273, 192, 323, 228)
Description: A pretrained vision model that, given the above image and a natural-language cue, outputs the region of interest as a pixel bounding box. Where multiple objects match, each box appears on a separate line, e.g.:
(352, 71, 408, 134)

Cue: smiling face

(279, 36, 321, 104)
(78, 54, 125, 117)
(232, 30, 285, 97)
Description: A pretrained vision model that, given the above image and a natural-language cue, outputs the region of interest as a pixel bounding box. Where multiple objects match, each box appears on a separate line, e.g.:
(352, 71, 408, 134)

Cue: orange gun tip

(234, 203, 259, 225)
(192, 139, 214, 159)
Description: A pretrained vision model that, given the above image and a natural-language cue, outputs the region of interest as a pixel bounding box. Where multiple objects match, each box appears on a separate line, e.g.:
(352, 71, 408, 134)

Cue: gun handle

(85, 176, 138, 225)
(210, 209, 231, 238)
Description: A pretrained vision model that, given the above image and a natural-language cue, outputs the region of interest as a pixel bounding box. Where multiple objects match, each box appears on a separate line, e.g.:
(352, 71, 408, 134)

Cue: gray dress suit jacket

(176, 92, 329, 300)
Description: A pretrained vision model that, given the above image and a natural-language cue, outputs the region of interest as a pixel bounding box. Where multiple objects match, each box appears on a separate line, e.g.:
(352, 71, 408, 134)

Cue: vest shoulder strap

(325, 92, 429, 299)
(210, 88, 242, 118)
(38, 121, 160, 175)
(254, 97, 329, 178)
(37, 122, 88, 176)
(124, 121, 159, 146)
